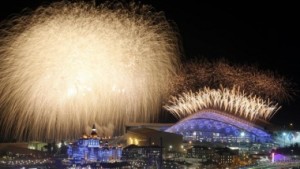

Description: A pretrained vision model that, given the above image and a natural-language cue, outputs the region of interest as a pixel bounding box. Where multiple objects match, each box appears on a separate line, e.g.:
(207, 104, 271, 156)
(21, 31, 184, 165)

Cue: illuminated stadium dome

(165, 109, 272, 144)
(164, 87, 278, 145)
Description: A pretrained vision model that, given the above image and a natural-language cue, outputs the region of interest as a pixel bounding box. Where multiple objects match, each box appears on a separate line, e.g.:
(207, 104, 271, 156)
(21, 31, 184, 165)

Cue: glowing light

(129, 137, 133, 145)
(240, 131, 245, 137)
(134, 138, 139, 145)
(164, 86, 280, 121)
(0, 2, 180, 140)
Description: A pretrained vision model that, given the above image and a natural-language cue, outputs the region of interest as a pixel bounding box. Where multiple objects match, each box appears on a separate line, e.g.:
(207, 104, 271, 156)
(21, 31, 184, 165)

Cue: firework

(172, 59, 292, 102)
(0, 2, 180, 140)
(164, 86, 280, 121)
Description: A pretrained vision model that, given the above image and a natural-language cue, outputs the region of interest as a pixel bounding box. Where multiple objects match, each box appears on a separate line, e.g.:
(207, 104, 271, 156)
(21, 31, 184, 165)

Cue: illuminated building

(273, 130, 300, 147)
(165, 109, 273, 145)
(27, 141, 47, 151)
(67, 124, 122, 163)
(213, 147, 239, 165)
(124, 128, 182, 152)
(122, 144, 162, 167)
(186, 146, 214, 161)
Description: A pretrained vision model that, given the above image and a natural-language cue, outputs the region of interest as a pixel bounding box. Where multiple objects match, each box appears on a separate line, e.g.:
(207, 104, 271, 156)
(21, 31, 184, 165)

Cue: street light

(240, 131, 245, 137)
(240, 131, 245, 144)
(193, 131, 197, 141)
(239, 131, 245, 154)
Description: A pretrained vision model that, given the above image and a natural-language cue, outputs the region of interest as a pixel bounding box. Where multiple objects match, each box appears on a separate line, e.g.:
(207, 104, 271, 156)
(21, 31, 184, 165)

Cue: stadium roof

(166, 109, 272, 137)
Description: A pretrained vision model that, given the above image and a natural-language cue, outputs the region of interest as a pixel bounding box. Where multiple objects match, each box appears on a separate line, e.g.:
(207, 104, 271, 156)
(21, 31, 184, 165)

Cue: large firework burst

(164, 86, 280, 121)
(0, 2, 180, 140)
(172, 59, 292, 102)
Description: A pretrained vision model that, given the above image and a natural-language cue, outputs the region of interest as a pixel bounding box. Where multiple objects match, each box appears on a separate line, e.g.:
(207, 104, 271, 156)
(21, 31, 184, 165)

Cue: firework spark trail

(172, 59, 292, 102)
(0, 2, 180, 140)
(164, 86, 281, 121)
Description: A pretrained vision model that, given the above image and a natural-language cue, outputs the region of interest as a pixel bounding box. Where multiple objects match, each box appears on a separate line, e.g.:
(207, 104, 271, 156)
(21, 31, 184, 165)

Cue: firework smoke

(172, 59, 292, 102)
(0, 2, 180, 140)
(164, 86, 280, 121)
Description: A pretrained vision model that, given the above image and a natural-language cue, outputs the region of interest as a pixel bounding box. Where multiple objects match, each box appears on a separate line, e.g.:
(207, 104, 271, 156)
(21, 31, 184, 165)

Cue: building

(67, 124, 122, 163)
(123, 127, 183, 152)
(273, 130, 300, 147)
(125, 123, 174, 132)
(122, 144, 162, 167)
(213, 147, 239, 165)
(0, 142, 46, 156)
(124, 109, 297, 156)
(165, 109, 273, 146)
(186, 145, 214, 161)
(27, 141, 47, 151)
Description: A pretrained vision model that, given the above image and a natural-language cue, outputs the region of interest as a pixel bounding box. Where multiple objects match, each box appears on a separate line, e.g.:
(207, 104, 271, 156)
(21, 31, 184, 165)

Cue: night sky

(0, 1, 299, 130)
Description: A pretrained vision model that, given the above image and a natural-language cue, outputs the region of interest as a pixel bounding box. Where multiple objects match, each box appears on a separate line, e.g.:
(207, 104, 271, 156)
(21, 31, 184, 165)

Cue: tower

(91, 124, 98, 138)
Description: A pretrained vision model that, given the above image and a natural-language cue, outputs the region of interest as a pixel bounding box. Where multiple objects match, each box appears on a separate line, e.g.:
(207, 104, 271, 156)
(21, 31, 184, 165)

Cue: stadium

(159, 87, 282, 150)
(165, 109, 273, 144)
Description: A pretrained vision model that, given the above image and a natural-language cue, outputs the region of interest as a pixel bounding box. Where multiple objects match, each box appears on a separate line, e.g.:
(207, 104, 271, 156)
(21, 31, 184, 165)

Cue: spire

(90, 124, 98, 138)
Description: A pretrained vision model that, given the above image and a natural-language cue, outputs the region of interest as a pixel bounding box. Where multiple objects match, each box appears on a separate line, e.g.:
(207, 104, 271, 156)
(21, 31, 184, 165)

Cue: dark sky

(141, 1, 300, 128)
(0, 1, 299, 129)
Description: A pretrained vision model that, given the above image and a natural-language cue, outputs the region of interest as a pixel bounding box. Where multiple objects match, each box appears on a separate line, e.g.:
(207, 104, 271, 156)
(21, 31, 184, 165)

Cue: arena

(165, 109, 273, 145)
